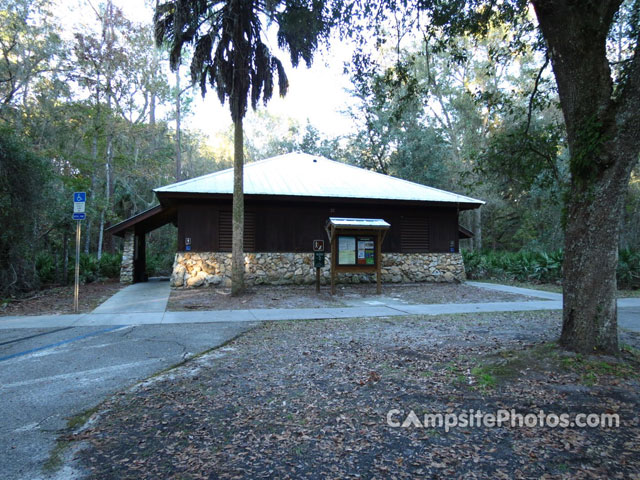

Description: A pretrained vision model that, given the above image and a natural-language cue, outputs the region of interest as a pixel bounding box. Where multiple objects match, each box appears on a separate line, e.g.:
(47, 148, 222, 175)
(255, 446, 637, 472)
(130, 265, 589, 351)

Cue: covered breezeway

(106, 205, 177, 283)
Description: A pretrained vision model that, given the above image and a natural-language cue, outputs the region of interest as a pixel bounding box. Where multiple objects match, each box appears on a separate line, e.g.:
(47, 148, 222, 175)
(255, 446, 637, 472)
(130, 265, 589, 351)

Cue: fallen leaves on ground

(167, 282, 533, 311)
(72, 311, 640, 479)
(0, 280, 122, 316)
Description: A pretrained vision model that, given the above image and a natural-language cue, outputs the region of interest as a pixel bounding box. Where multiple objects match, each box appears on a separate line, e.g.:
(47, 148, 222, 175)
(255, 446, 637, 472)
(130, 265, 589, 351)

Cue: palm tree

(154, 0, 330, 295)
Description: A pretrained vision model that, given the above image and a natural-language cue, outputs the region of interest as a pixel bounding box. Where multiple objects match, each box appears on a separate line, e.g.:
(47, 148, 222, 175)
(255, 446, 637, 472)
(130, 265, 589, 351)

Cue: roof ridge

(318, 156, 480, 204)
(153, 152, 300, 192)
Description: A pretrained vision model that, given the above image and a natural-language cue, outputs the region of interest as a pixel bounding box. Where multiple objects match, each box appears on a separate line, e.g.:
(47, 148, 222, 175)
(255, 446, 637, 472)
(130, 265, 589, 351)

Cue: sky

(58, 0, 359, 141)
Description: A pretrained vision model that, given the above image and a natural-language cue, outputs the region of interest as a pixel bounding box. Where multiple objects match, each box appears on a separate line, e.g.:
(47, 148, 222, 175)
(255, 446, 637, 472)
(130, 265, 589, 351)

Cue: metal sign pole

(74, 220, 81, 313)
(313, 240, 325, 294)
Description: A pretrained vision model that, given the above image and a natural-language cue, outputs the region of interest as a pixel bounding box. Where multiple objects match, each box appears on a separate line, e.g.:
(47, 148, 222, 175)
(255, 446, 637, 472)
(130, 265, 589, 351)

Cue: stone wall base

(170, 252, 466, 288)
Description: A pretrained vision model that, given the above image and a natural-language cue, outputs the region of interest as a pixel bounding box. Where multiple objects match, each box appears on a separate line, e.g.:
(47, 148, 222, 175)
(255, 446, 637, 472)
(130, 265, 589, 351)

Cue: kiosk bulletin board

(337, 236, 375, 266)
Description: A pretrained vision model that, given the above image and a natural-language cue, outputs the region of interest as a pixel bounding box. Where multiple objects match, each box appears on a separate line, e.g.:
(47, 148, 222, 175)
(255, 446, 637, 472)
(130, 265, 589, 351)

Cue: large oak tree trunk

(231, 117, 245, 296)
(561, 158, 630, 353)
(532, 0, 640, 354)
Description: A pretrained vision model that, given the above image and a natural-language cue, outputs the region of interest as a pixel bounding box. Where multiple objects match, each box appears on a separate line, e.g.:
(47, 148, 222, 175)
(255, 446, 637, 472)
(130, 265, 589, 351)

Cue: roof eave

(154, 191, 483, 210)
(106, 205, 177, 237)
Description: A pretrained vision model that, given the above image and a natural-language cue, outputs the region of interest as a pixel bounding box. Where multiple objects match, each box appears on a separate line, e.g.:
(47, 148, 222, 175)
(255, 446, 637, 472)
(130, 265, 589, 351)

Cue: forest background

(1, 0, 638, 297)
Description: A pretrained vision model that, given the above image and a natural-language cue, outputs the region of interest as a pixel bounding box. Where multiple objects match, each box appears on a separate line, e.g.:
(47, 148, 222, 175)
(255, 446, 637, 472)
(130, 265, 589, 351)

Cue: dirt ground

(69, 312, 640, 479)
(0, 280, 123, 316)
(168, 282, 535, 311)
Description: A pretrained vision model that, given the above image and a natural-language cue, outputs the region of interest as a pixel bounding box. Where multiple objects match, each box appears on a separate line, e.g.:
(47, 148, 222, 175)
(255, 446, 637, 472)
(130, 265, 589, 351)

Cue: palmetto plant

(618, 248, 640, 290)
(154, 0, 331, 295)
(464, 247, 640, 289)
(463, 249, 564, 283)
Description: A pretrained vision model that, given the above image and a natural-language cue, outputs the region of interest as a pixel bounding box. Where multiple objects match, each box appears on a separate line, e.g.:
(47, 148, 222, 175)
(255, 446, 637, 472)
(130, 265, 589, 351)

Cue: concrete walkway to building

(92, 278, 171, 314)
(0, 280, 638, 331)
(466, 281, 563, 300)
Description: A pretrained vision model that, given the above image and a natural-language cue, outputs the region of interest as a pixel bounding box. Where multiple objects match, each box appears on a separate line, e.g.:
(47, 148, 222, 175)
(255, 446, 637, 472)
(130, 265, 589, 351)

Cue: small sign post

(313, 240, 325, 292)
(73, 192, 86, 313)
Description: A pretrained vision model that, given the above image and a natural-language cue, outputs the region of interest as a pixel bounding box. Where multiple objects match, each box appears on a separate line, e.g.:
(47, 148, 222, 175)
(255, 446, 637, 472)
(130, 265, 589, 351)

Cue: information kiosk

(325, 217, 391, 295)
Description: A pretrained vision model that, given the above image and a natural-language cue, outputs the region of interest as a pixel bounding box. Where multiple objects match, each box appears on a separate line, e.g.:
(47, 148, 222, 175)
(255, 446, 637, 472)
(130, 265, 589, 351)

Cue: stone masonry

(119, 229, 134, 284)
(170, 251, 466, 288)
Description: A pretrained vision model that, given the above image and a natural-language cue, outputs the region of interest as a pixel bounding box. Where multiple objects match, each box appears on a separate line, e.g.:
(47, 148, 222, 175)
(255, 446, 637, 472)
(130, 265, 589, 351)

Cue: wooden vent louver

(401, 216, 430, 253)
(218, 211, 256, 252)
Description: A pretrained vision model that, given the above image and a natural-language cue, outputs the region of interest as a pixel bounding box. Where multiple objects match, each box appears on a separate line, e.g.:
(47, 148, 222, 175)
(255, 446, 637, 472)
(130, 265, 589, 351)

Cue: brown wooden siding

(177, 199, 460, 253)
(218, 210, 256, 252)
(400, 216, 430, 252)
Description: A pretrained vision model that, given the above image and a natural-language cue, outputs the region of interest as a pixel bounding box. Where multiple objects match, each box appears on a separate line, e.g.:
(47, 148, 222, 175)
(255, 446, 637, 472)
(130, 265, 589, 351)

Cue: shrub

(79, 253, 99, 283)
(464, 248, 639, 290)
(463, 249, 562, 283)
(146, 252, 174, 276)
(98, 252, 121, 279)
(35, 251, 56, 285)
(618, 248, 640, 290)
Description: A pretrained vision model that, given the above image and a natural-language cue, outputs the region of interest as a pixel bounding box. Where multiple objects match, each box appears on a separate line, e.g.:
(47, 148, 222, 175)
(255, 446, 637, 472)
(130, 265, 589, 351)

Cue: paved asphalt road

(619, 306, 640, 333)
(0, 322, 257, 480)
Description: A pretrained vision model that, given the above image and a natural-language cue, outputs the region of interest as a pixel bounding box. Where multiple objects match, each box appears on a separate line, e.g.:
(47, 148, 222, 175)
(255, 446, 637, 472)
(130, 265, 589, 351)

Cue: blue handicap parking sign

(74, 192, 86, 203)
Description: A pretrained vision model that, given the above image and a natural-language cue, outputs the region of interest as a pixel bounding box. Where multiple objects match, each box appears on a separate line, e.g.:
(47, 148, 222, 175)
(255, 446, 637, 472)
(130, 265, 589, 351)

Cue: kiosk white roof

(328, 218, 390, 228)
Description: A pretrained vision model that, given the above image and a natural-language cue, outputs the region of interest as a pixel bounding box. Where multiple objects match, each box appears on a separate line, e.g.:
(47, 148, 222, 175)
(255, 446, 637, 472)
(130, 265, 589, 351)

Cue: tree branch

(611, 27, 640, 158)
(524, 53, 549, 136)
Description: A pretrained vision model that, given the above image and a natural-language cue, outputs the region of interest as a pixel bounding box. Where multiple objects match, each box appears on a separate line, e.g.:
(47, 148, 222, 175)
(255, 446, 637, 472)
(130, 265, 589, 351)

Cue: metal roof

(328, 217, 390, 228)
(154, 152, 484, 206)
(105, 205, 177, 237)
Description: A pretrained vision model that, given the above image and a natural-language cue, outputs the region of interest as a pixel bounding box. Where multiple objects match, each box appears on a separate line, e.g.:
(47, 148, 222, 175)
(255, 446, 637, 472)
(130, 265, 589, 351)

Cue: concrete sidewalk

(466, 281, 563, 300)
(1, 281, 638, 330)
(92, 278, 170, 314)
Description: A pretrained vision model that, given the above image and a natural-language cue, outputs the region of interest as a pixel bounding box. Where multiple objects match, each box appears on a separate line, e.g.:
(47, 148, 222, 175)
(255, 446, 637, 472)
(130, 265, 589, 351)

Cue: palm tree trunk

(231, 117, 244, 296)
(175, 66, 182, 182)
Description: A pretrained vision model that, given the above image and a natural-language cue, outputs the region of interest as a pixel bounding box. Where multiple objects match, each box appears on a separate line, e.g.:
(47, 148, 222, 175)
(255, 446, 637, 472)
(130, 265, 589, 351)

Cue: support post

(316, 267, 320, 293)
(376, 231, 382, 295)
(330, 229, 336, 295)
(74, 220, 81, 313)
(119, 229, 135, 284)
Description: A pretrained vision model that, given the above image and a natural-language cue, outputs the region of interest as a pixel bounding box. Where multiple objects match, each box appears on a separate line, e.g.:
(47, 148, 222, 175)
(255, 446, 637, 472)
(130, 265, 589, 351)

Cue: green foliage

(463, 249, 564, 283)
(470, 366, 498, 389)
(98, 252, 122, 279)
(155, 0, 331, 122)
(559, 352, 639, 385)
(77, 253, 121, 283)
(35, 252, 56, 284)
(35, 251, 120, 285)
(146, 252, 175, 277)
(0, 126, 52, 295)
(464, 248, 640, 289)
(79, 253, 99, 283)
(35, 251, 56, 285)
(345, 54, 455, 189)
(474, 122, 566, 200)
(618, 248, 640, 290)
(0, 0, 65, 108)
